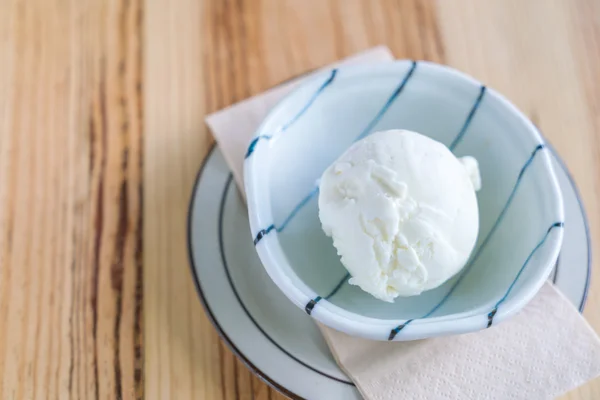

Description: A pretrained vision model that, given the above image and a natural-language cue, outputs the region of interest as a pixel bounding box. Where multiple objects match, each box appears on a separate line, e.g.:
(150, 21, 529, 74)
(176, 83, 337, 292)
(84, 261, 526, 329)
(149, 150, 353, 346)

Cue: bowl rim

(244, 60, 565, 340)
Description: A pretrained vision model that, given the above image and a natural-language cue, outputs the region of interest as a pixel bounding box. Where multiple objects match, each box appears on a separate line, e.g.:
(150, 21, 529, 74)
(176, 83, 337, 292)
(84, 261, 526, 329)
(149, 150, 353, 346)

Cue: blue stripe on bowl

(305, 296, 322, 315)
(278, 185, 320, 232)
(305, 272, 350, 315)
(253, 224, 275, 245)
(245, 68, 338, 159)
(355, 61, 418, 141)
(486, 221, 564, 328)
(245, 135, 272, 158)
(253, 187, 319, 245)
(449, 85, 487, 151)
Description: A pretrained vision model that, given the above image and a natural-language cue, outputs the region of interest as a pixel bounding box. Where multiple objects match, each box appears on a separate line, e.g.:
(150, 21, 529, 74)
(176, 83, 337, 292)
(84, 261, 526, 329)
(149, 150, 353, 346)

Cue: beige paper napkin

(206, 47, 600, 399)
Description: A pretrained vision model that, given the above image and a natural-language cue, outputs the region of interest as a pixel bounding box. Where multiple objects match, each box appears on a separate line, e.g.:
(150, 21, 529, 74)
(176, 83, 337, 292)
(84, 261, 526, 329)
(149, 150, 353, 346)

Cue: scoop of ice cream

(318, 129, 480, 302)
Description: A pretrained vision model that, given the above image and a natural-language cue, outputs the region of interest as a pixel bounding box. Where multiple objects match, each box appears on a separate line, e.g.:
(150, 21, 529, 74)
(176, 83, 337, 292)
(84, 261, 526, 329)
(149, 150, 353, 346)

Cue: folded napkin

(206, 46, 600, 400)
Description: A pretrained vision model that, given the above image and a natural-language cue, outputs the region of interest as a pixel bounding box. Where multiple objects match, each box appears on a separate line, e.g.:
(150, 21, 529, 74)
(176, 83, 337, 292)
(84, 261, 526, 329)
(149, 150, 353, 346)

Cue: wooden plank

(143, 0, 224, 398)
(0, 0, 144, 398)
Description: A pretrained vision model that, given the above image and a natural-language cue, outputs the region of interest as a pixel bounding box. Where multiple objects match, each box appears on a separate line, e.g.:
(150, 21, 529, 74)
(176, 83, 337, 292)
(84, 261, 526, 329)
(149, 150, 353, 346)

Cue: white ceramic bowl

(244, 60, 564, 341)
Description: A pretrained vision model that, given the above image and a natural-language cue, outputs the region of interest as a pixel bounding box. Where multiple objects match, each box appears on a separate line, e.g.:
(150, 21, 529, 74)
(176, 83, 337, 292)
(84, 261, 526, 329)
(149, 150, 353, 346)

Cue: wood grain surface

(0, 0, 598, 399)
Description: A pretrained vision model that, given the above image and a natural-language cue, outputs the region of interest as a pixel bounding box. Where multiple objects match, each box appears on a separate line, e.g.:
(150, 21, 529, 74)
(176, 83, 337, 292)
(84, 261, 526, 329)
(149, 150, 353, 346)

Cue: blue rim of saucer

(187, 141, 591, 399)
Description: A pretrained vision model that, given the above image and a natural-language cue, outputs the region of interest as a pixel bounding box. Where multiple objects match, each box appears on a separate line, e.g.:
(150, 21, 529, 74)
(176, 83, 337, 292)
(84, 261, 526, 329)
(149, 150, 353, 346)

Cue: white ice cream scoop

(318, 129, 481, 302)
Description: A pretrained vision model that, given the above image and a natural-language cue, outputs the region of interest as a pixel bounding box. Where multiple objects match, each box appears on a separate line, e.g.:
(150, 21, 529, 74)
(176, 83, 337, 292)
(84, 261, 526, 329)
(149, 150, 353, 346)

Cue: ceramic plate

(188, 144, 590, 400)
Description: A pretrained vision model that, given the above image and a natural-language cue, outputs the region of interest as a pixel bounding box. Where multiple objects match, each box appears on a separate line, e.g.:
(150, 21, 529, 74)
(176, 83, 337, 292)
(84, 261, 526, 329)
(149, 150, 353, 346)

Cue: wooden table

(1, 0, 599, 398)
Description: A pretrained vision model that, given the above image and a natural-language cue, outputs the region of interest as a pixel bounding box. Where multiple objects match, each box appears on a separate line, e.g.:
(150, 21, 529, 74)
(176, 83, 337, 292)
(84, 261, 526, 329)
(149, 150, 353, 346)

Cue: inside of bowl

(262, 62, 562, 321)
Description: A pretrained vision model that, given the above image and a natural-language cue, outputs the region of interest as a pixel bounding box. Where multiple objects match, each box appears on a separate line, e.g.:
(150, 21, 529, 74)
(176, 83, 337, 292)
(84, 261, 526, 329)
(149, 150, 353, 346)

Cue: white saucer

(188, 145, 591, 400)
